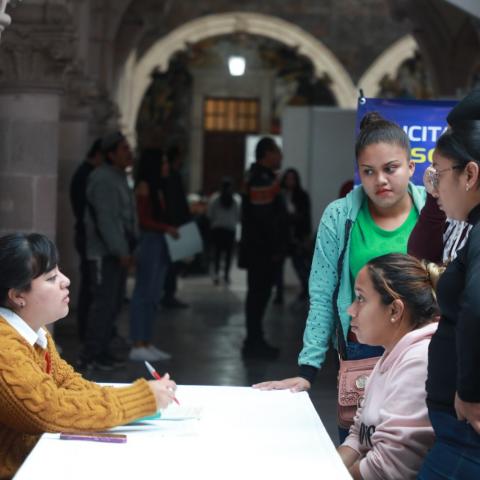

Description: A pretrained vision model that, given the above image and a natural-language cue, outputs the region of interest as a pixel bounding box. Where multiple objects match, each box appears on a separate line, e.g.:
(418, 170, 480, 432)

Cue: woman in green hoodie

(254, 112, 426, 440)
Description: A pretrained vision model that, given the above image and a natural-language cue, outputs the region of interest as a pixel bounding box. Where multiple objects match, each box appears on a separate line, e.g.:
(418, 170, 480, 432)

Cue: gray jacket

(85, 164, 138, 259)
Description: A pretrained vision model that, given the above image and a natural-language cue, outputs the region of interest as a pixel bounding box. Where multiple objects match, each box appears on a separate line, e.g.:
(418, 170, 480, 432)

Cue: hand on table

(455, 392, 480, 434)
(148, 373, 177, 410)
(252, 376, 311, 392)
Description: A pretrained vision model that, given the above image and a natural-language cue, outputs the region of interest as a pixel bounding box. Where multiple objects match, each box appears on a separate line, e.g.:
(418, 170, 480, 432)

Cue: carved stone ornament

(90, 88, 121, 130)
(0, 3, 74, 91)
(0, 0, 15, 40)
(61, 60, 99, 117)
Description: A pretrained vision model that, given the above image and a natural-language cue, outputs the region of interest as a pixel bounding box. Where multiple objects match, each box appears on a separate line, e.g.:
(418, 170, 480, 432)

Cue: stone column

(0, 8, 75, 239)
(56, 64, 98, 302)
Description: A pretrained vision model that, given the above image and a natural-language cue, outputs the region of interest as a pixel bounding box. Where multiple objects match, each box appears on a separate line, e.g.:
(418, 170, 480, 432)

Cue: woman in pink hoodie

(337, 253, 440, 480)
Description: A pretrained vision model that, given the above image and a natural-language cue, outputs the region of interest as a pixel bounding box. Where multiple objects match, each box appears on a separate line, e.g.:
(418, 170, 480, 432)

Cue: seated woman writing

(0, 233, 178, 479)
(337, 253, 440, 480)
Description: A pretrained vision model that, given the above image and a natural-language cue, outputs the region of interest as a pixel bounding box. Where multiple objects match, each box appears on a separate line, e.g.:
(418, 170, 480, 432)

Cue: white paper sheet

(165, 221, 203, 262)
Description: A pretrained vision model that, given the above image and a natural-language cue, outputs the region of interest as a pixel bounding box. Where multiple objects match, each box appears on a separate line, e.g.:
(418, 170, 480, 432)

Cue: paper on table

(161, 404, 203, 420)
(165, 221, 203, 262)
(130, 405, 203, 424)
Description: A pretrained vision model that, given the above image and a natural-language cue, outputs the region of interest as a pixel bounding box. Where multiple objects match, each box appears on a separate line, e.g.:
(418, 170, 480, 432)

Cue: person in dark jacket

(69, 138, 103, 341)
(418, 89, 480, 479)
(273, 168, 312, 304)
(239, 137, 288, 359)
(161, 145, 191, 309)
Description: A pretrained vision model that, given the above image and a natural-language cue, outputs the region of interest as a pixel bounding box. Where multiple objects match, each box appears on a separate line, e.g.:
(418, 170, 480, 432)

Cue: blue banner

(355, 98, 457, 185)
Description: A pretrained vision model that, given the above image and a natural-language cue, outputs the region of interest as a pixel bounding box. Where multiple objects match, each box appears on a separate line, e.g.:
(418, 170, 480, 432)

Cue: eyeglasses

(425, 165, 463, 190)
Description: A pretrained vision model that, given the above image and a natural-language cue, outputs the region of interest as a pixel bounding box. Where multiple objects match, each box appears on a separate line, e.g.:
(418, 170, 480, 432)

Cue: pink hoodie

(342, 322, 437, 480)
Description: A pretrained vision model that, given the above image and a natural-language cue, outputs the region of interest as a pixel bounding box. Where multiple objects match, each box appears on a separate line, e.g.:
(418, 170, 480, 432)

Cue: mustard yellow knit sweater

(0, 316, 157, 479)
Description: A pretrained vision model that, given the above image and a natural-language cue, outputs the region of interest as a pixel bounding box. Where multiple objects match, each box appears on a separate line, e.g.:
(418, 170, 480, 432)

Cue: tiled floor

(55, 265, 339, 444)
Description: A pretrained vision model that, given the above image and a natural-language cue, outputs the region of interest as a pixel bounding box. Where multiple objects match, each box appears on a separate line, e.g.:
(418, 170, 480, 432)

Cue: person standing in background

(239, 137, 288, 359)
(273, 168, 312, 305)
(207, 177, 241, 285)
(69, 138, 103, 342)
(78, 131, 137, 371)
(129, 150, 178, 362)
(161, 145, 191, 309)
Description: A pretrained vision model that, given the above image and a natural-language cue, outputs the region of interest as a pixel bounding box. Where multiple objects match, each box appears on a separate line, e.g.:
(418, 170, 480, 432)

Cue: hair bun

(447, 89, 480, 126)
(422, 261, 445, 291)
(359, 111, 387, 131)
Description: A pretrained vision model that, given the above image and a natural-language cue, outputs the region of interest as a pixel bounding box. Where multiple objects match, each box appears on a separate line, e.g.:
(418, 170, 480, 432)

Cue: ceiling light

(228, 56, 246, 76)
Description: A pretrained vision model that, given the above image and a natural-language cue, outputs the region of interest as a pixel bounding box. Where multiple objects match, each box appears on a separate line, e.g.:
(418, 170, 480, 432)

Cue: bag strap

(333, 219, 353, 361)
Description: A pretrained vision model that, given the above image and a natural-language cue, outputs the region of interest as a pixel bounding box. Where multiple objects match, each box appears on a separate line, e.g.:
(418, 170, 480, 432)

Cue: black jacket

(69, 161, 95, 254)
(426, 203, 480, 414)
(239, 163, 288, 267)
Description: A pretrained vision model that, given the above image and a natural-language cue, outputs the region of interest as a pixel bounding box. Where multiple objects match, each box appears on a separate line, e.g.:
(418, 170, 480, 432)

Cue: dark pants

(418, 410, 480, 479)
(130, 232, 170, 342)
(211, 227, 235, 280)
(245, 256, 276, 344)
(76, 252, 91, 342)
(81, 256, 126, 361)
(163, 262, 177, 300)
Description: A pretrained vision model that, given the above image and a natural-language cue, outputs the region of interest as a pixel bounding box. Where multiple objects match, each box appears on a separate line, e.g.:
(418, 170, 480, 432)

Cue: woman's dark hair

(135, 148, 165, 187)
(135, 149, 167, 221)
(281, 168, 302, 191)
(355, 111, 410, 160)
(219, 177, 234, 208)
(435, 126, 480, 169)
(366, 253, 441, 328)
(435, 90, 480, 175)
(0, 233, 58, 306)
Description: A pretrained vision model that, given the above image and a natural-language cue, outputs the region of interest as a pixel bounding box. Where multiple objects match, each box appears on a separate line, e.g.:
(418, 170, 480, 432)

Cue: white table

(14, 385, 351, 480)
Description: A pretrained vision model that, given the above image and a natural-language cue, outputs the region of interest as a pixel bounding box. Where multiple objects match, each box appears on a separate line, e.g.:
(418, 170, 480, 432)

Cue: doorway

(202, 97, 260, 194)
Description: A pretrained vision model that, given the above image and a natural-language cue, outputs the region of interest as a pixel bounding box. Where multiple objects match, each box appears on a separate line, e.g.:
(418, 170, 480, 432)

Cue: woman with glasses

(408, 166, 472, 264)
(418, 89, 480, 479)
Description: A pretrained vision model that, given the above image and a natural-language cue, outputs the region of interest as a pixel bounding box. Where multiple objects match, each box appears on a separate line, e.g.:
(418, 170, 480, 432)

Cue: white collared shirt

(0, 307, 48, 350)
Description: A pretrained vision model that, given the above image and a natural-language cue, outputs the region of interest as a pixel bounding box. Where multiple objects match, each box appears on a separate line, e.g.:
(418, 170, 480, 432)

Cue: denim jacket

(298, 183, 426, 382)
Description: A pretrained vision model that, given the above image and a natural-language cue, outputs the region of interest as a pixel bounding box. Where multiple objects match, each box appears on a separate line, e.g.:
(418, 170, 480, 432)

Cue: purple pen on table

(144, 361, 180, 405)
(60, 432, 127, 443)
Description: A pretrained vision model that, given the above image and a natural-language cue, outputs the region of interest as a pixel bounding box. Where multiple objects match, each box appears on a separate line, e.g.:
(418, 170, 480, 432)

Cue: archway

(358, 35, 418, 97)
(115, 11, 358, 139)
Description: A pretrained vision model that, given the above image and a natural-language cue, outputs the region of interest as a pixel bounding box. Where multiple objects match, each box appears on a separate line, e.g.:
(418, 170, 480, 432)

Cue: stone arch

(358, 35, 418, 97)
(115, 11, 357, 137)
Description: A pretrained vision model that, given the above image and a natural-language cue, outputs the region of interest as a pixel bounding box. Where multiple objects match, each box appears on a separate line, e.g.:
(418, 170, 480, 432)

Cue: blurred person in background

(207, 177, 241, 285)
(129, 150, 178, 362)
(273, 168, 312, 305)
(69, 138, 103, 341)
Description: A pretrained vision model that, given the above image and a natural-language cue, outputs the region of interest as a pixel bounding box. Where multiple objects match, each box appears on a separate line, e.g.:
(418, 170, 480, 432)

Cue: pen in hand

(144, 361, 180, 405)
